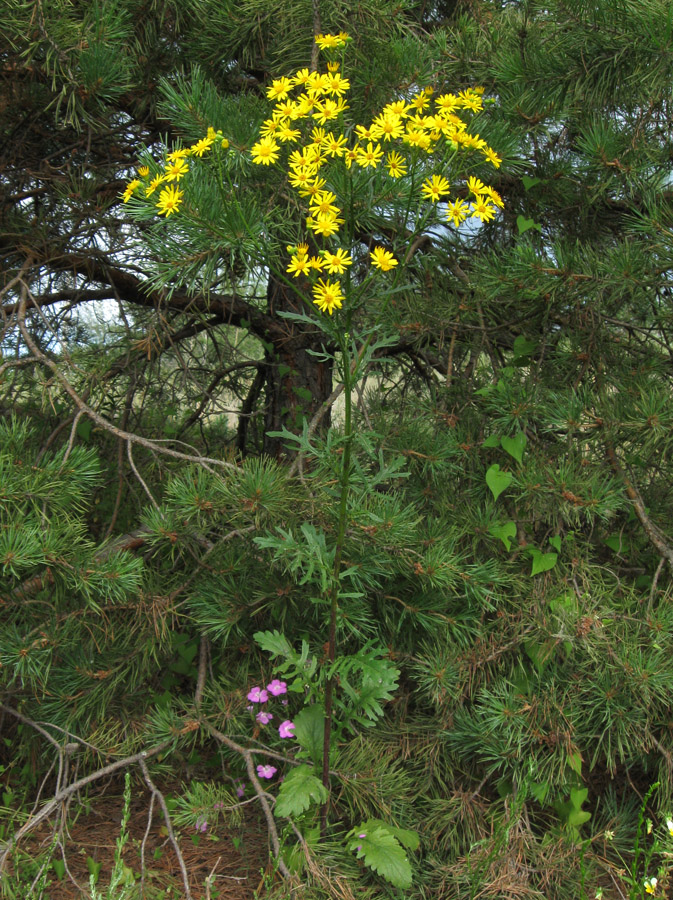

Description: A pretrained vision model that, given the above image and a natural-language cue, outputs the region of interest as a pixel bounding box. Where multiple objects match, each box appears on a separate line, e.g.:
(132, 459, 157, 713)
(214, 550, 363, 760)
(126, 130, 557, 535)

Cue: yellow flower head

(293, 68, 311, 87)
(371, 112, 404, 142)
(190, 136, 214, 157)
(312, 98, 348, 125)
(251, 136, 280, 166)
(306, 213, 344, 238)
(315, 33, 348, 51)
(137, 166, 149, 177)
(421, 174, 451, 202)
(267, 77, 293, 101)
(322, 248, 353, 274)
(355, 141, 383, 169)
(309, 190, 340, 217)
(370, 246, 398, 272)
(277, 123, 301, 143)
(435, 93, 459, 114)
(164, 158, 189, 181)
(322, 132, 348, 157)
(644, 877, 657, 895)
(355, 124, 374, 141)
(385, 151, 407, 179)
(466, 175, 487, 196)
(446, 197, 470, 227)
(156, 184, 183, 216)
(145, 174, 166, 197)
(312, 278, 344, 315)
(166, 147, 189, 162)
(482, 146, 502, 168)
(324, 72, 350, 97)
(287, 254, 311, 277)
(470, 198, 497, 222)
(122, 179, 141, 203)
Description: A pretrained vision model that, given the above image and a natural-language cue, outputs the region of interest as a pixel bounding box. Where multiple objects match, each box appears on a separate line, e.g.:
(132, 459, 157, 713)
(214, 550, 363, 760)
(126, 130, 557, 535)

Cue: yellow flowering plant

(120, 31, 504, 888)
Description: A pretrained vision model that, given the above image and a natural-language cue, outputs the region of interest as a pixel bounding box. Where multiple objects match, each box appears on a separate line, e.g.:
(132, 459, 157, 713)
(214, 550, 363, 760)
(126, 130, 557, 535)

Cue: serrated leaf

(361, 818, 420, 852)
(348, 826, 412, 889)
(488, 520, 517, 551)
(274, 765, 327, 817)
(501, 431, 526, 464)
(253, 629, 292, 658)
(485, 464, 512, 501)
(293, 704, 325, 767)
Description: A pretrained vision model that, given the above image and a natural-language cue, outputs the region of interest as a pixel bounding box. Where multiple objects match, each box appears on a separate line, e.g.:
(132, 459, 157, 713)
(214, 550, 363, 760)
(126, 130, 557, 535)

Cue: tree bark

(262, 272, 333, 458)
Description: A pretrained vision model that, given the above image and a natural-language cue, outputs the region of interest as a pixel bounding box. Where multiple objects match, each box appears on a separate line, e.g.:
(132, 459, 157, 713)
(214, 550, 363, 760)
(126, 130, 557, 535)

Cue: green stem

(320, 325, 353, 836)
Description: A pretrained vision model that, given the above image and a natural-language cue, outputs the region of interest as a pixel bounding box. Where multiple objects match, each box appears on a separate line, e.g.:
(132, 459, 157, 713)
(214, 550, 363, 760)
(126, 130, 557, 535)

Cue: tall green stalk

(320, 326, 353, 835)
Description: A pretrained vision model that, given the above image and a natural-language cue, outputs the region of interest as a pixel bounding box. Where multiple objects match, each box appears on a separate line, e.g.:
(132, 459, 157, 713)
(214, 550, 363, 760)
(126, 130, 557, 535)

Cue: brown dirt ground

(15, 780, 276, 900)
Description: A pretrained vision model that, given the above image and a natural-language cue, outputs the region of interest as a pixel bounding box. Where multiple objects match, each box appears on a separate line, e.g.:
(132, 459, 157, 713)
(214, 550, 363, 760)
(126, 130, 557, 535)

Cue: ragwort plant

(123, 30, 504, 890)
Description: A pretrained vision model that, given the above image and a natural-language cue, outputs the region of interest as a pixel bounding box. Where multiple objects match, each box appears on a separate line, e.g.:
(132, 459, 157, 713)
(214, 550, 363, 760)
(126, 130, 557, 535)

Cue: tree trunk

(262, 272, 333, 458)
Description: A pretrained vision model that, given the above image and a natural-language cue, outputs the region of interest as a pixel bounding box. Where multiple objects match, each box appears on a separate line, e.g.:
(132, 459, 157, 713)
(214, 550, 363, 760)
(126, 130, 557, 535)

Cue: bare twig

(200, 719, 291, 878)
(605, 444, 673, 576)
(139, 757, 194, 900)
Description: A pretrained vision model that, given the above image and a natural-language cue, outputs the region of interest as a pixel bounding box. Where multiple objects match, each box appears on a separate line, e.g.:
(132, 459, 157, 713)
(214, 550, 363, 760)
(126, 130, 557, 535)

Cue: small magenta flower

(247, 686, 269, 703)
(278, 720, 295, 739)
(356, 832, 366, 851)
(256, 711, 273, 725)
(257, 764, 277, 779)
(267, 679, 287, 696)
(236, 782, 245, 798)
(195, 816, 208, 833)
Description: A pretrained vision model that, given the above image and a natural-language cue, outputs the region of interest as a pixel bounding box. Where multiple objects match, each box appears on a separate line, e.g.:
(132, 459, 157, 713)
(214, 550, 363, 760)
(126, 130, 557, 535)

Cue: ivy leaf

(516, 214, 542, 234)
(521, 175, 542, 191)
(485, 464, 512, 501)
(500, 431, 527, 464)
(274, 764, 327, 818)
(348, 825, 413, 888)
(488, 520, 517, 551)
(529, 548, 558, 576)
(512, 335, 537, 360)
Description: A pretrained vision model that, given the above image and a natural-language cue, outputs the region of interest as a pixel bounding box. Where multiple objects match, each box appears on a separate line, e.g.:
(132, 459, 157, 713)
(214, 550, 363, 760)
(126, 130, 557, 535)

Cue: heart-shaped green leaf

(501, 431, 527, 464)
(488, 520, 517, 551)
(529, 548, 558, 576)
(482, 434, 501, 448)
(516, 215, 542, 234)
(521, 175, 543, 191)
(485, 464, 512, 501)
(549, 535, 562, 553)
(512, 335, 537, 359)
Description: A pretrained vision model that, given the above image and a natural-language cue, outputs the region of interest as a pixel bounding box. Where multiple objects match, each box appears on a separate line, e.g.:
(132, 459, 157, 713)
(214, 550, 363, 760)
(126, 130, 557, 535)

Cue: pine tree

(2, 2, 673, 899)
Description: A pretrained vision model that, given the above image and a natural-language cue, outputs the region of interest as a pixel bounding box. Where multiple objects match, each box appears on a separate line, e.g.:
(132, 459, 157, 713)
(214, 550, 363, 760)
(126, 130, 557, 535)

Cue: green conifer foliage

(1, 1, 673, 897)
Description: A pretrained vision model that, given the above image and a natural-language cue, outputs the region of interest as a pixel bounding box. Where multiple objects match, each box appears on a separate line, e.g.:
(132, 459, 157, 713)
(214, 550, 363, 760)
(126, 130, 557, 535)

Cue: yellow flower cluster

(121, 31, 505, 319)
(121, 126, 229, 215)
(248, 33, 503, 315)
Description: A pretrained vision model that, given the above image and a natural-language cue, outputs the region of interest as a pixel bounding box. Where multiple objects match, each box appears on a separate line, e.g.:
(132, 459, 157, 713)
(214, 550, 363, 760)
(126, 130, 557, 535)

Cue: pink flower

(256, 765, 277, 779)
(267, 679, 287, 696)
(247, 686, 269, 703)
(236, 782, 245, 798)
(356, 832, 366, 851)
(278, 719, 295, 739)
(256, 711, 273, 725)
